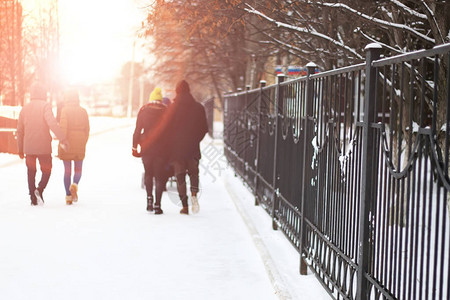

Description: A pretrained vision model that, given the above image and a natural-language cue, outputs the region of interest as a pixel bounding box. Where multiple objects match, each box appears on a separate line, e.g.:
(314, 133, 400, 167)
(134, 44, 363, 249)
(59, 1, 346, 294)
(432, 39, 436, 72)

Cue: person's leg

(25, 155, 37, 204)
(69, 160, 83, 202)
(187, 158, 200, 213)
(187, 158, 200, 196)
(174, 160, 189, 213)
(37, 154, 52, 191)
(73, 160, 83, 184)
(63, 160, 73, 204)
(153, 157, 165, 214)
(34, 154, 52, 203)
(63, 160, 72, 196)
(70, 160, 83, 202)
(142, 155, 155, 211)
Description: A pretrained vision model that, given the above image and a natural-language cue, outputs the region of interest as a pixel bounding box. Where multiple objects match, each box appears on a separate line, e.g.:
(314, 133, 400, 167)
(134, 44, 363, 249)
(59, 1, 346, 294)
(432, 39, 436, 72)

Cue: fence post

(244, 86, 250, 181)
(223, 92, 229, 149)
(271, 74, 285, 230)
(299, 62, 317, 275)
(357, 43, 382, 300)
(254, 80, 266, 206)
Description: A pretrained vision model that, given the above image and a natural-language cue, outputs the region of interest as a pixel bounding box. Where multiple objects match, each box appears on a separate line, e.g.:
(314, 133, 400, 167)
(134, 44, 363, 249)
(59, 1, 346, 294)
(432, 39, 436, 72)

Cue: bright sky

(23, 0, 147, 85)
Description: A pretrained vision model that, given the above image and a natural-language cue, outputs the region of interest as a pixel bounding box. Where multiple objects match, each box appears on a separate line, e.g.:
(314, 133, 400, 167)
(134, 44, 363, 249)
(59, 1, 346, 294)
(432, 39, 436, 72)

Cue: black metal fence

(223, 43, 450, 300)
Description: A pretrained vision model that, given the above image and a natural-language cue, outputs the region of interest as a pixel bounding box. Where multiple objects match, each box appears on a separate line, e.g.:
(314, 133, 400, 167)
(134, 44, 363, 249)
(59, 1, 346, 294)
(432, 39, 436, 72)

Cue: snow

(0, 105, 21, 119)
(0, 117, 330, 299)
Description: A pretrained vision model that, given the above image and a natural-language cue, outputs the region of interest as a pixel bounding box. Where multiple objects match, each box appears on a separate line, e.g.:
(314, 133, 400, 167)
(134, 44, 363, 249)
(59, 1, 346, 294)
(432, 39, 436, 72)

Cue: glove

(60, 140, 70, 151)
(132, 147, 141, 158)
(19, 152, 24, 159)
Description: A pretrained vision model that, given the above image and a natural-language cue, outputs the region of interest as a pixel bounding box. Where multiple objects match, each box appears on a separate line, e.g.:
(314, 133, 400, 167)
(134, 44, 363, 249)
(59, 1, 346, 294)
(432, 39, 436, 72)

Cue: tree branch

(244, 4, 363, 60)
(321, 2, 435, 44)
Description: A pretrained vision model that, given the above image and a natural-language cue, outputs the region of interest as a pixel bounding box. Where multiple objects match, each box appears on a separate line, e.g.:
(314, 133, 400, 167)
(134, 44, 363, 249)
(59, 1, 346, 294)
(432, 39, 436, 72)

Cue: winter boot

(154, 204, 163, 215)
(34, 187, 44, 205)
(191, 195, 200, 214)
(147, 196, 154, 212)
(70, 183, 78, 202)
(179, 195, 189, 215)
(66, 195, 73, 205)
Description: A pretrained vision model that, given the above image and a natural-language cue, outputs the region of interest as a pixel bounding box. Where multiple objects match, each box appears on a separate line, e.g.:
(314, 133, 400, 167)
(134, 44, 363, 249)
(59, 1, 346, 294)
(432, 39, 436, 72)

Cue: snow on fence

(223, 43, 450, 300)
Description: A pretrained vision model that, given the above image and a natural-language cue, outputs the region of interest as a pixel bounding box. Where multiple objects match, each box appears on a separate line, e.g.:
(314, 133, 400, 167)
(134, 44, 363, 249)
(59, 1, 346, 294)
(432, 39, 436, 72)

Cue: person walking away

(167, 80, 208, 215)
(132, 87, 168, 214)
(17, 83, 68, 205)
(57, 89, 90, 205)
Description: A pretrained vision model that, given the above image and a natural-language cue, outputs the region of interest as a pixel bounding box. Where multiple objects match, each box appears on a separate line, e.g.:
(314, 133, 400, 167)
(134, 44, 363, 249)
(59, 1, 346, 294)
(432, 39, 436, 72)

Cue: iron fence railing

(223, 42, 450, 300)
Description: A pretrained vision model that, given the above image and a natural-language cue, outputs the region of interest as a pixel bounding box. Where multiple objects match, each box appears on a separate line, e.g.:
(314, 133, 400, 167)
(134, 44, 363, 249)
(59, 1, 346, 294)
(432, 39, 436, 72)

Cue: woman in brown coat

(58, 89, 90, 205)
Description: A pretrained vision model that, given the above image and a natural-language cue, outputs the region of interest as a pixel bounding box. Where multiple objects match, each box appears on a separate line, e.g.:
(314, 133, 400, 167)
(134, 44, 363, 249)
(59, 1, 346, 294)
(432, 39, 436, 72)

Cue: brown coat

(17, 99, 66, 155)
(58, 103, 90, 161)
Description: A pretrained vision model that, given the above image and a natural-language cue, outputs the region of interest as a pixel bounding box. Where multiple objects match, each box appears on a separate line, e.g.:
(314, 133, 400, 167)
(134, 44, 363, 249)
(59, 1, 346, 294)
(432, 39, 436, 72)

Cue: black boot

(154, 204, 163, 215)
(146, 196, 154, 212)
(154, 196, 163, 214)
(179, 195, 188, 215)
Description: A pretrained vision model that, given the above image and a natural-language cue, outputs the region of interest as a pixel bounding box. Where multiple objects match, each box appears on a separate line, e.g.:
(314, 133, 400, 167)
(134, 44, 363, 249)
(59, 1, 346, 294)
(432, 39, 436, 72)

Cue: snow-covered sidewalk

(0, 117, 329, 300)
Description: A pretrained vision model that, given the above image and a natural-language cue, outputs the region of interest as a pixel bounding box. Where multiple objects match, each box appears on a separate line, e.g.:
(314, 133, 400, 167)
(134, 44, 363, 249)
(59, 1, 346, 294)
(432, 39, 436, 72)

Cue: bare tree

(142, 0, 449, 109)
(142, 0, 272, 104)
(0, 0, 24, 106)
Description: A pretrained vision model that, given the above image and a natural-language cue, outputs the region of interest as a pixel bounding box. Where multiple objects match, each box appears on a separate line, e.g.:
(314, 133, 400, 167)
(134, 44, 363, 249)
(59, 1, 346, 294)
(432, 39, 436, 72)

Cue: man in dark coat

(167, 80, 208, 214)
(132, 87, 168, 214)
(17, 83, 68, 205)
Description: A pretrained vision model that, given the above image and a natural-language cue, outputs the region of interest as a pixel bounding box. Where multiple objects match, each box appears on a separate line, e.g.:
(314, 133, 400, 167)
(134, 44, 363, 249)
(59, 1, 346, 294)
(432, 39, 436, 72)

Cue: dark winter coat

(17, 99, 66, 155)
(133, 101, 168, 157)
(58, 102, 90, 161)
(165, 91, 209, 161)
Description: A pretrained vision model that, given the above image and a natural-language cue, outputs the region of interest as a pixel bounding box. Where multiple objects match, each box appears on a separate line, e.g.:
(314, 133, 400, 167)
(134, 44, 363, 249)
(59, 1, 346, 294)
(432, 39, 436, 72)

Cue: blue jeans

(63, 160, 83, 196)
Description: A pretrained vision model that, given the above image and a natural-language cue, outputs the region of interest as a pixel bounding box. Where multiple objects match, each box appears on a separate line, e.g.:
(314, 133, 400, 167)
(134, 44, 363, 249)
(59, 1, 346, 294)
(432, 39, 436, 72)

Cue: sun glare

(22, 0, 146, 85)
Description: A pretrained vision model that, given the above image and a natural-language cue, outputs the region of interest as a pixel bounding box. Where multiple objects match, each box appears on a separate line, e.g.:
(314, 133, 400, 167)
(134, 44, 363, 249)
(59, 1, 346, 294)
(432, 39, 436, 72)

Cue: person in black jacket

(132, 87, 168, 214)
(167, 80, 208, 215)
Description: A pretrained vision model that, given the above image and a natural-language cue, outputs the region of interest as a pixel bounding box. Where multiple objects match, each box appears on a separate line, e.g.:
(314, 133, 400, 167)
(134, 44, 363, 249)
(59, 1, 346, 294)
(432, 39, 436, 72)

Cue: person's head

(64, 88, 80, 105)
(149, 87, 163, 102)
(175, 80, 190, 95)
(30, 84, 47, 101)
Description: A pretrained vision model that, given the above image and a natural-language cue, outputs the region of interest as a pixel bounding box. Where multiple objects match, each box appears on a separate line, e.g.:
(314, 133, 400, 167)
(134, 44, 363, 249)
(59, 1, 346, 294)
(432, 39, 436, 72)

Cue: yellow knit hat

(149, 87, 163, 102)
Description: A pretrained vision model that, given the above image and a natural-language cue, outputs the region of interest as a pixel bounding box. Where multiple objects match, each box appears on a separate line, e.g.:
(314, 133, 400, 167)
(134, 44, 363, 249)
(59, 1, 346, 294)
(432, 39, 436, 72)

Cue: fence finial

(364, 43, 382, 50)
